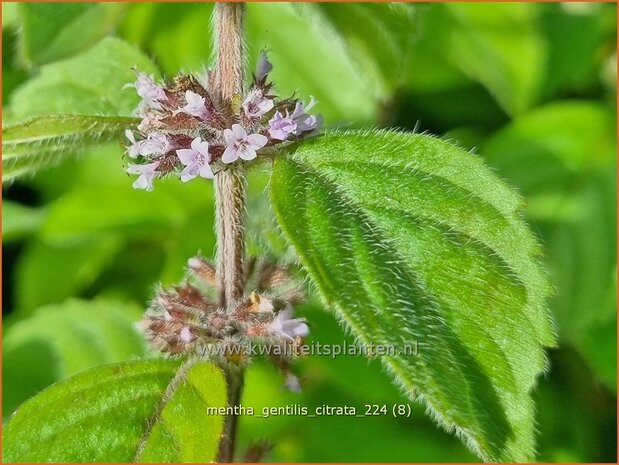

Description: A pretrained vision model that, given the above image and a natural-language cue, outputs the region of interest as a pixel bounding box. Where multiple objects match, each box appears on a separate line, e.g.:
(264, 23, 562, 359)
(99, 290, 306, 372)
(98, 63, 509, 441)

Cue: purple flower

(125, 131, 171, 158)
(291, 97, 321, 134)
(222, 124, 268, 163)
(125, 130, 142, 158)
(127, 161, 160, 191)
(176, 137, 213, 181)
(135, 74, 166, 109)
(141, 134, 171, 156)
(242, 88, 274, 119)
(256, 50, 273, 81)
(178, 90, 209, 119)
(269, 304, 309, 341)
(268, 112, 297, 140)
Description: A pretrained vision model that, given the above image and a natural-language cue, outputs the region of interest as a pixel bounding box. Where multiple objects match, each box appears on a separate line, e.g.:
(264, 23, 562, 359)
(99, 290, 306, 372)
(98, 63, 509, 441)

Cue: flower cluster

(125, 52, 322, 190)
(140, 255, 308, 388)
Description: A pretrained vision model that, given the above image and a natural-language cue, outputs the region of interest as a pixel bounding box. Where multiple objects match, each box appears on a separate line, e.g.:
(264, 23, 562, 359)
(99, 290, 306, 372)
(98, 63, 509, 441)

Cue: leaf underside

(3, 359, 227, 463)
(2, 114, 138, 182)
(270, 129, 555, 462)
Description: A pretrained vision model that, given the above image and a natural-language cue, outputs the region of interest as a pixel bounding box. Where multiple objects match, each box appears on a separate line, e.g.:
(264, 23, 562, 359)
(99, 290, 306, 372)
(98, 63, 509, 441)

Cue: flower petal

(197, 140, 210, 158)
(222, 145, 239, 164)
(247, 133, 268, 150)
(231, 123, 247, 139)
(223, 128, 234, 144)
(125, 129, 136, 144)
(176, 148, 196, 166)
(199, 163, 215, 179)
(238, 147, 257, 161)
(180, 163, 199, 182)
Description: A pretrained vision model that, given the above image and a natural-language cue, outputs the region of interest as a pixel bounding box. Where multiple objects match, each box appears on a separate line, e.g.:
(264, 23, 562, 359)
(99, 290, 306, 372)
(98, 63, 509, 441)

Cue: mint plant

(2, 3, 560, 463)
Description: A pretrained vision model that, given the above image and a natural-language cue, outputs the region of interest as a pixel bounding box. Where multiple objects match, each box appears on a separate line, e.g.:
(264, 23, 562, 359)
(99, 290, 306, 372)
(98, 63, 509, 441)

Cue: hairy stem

(214, 3, 247, 463)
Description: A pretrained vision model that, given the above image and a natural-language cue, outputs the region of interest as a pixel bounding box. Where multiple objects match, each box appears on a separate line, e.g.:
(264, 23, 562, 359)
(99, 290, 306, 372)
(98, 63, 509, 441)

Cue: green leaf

(3, 28, 29, 106)
(417, 3, 545, 115)
(15, 236, 124, 314)
(18, 3, 125, 66)
(40, 185, 186, 241)
(538, 4, 607, 96)
(481, 101, 617, 390)
(9, 37, 158, 120)
(307, 3, 415, 96)
(120, 3, 216, 79)
(2, 3, 19, 29)
(1, 201, 46, 243)
(270, 130, 555, 462)
(3, 299, 145, 416)
(3, 359, 227, 463)
(2, 115, 137, 182)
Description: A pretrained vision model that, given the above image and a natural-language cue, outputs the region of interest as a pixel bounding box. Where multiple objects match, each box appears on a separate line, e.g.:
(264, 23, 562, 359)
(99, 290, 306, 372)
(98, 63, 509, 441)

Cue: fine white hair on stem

(213, 3, 247, 463)
(214, 2, 248, 307)
(214, 2, 246, 101)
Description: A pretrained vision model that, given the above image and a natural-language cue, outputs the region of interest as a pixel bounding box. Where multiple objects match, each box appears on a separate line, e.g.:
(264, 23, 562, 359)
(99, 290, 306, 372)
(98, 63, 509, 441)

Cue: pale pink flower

(268, 112, 297, 140)
(135, 73, 166, 109)
(242, 88, 274, 118)
(269, 304, 309, 341)
(141, 134, 171, 156)
(291, 97, 321, 133)
(178, 90, 209, 119)
(127, 161, 160, 191)
(176, 137, 213, 181)
(222, 124, 268, 163)
(125, 130, 142, 158)
(125, 131, 171, 158)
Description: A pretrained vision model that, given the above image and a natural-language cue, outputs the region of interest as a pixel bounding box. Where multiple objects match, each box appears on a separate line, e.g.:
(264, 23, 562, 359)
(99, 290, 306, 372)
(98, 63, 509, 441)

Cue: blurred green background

(2, 2, 616, 462)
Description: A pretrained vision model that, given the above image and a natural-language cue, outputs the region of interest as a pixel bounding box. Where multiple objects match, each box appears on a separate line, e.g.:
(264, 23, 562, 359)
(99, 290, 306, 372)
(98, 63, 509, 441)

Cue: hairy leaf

(271, 130, 555, 461)
(2, 115, 138, 182)
(18, 3, 125, 66)
(481, 101, 617, 390)
(9, 37, 158, 120)
(3, 359, 227, 463)
(3, 299, 145, 416)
